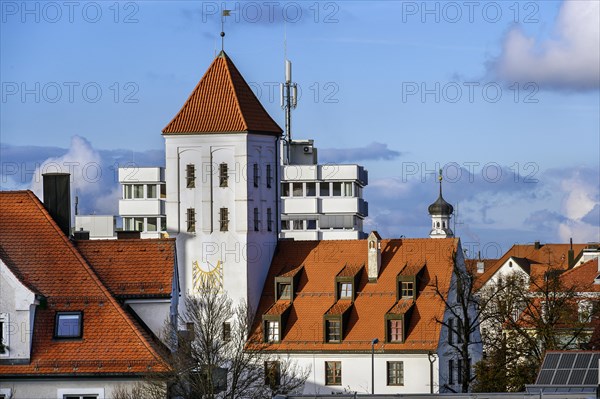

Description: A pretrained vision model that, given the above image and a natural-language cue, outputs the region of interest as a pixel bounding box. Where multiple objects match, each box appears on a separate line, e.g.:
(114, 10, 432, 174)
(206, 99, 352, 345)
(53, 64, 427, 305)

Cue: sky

(1, 0, 599, 257)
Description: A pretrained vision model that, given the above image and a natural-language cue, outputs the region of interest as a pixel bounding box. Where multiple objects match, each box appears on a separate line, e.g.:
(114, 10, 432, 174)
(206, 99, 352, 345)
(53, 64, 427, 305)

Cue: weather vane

(221, 9, 231, 51)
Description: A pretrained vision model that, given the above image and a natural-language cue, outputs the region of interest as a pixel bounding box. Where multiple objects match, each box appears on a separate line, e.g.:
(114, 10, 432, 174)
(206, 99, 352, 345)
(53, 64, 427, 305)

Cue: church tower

(428, 170, 454, 238)
(163, 51, 282, 311)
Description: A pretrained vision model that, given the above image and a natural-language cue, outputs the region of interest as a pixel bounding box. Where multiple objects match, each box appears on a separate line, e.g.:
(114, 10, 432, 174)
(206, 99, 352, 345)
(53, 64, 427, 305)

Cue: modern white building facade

(118, 166, 166, 239)
(280, 139, 369, 240)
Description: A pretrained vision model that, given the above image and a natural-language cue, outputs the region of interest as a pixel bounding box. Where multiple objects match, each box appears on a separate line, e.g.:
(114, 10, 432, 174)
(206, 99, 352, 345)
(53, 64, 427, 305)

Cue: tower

(428, 170, 454, 239)
(162, 51, 282, 311)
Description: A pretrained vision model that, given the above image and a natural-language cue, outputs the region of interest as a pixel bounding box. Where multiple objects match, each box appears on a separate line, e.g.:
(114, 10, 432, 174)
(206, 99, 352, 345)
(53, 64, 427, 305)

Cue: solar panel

(591, 353, 599, 368)
(553, 369, 570, 384)
(567, 369, 586, 385)
(583, 369, 598, 385)
(574, 353, 592, 369)
(542, 353, 561, 369)
(558, 353, 576, 369)
(537, 369, 555, 384)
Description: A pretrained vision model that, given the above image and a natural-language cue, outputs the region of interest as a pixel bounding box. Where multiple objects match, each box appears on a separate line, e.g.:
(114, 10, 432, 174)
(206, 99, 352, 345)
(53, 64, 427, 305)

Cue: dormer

(396, 263, 426, 301)
(323, 301, 352, 343)
(367, 231, 382, 282)
(334, 264, 363, 302)
(273, 265, 303, 302)
(385, 300, 415, 344)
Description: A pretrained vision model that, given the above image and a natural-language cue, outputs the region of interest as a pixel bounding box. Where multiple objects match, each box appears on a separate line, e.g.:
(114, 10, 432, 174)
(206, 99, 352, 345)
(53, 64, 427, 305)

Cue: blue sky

(1, 0, 598, 256)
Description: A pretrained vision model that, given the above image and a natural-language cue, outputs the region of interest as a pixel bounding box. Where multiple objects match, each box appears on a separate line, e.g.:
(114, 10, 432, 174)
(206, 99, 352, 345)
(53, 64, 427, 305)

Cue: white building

(162, 50, 282, 311)
(253, 233, 483, 394)
(118, 166, 166, 239)
(280, 139, 369, 240)
(74, 215, 116, 239)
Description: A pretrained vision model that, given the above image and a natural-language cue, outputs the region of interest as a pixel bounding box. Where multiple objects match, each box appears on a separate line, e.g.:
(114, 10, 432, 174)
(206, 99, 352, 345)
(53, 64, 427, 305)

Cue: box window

(326, 319, 341, 342)
(389, 319, 403, 343)
(266, 320, 279, 343)
(220, 208, 229, 232)
(339, 283, 352, 299)
(147, 184, 157, 198)
(147, 217, 157, 232)
(306, 182, 316, 196)
(281, 183, 290, 197)
(320, 182, 330, 196)
(55, 312, 83, 339)
(292, 183, 303, 197)
(325, 361, 342, 385)
(387, 361, 404, 386)
(133, 184, 144, 198)
(401, 281, 414, 298)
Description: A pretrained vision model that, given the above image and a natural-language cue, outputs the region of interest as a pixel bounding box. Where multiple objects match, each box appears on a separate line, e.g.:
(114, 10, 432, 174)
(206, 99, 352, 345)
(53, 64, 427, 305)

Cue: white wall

(164, 133, 278, 313)
(125, 300, 171, 340)
(283, 352, 438, 395)
(0, 260, 37, 362)
(0, 378, 162, 399)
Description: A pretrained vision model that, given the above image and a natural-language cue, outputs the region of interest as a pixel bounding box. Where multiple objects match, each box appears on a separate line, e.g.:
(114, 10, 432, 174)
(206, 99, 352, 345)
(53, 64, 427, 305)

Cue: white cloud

(490, 0, 600, 90)
(557, 169, 599, 242)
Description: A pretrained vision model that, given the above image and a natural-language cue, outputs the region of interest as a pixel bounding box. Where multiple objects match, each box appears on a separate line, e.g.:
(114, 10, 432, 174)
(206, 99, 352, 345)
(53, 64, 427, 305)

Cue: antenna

(280, 59, 298, 164)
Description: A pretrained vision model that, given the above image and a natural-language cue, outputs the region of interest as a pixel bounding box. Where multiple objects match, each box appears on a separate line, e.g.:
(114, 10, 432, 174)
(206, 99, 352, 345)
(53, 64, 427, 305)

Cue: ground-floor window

(387, 361, 404, 386)
(325, 361, 342, 385)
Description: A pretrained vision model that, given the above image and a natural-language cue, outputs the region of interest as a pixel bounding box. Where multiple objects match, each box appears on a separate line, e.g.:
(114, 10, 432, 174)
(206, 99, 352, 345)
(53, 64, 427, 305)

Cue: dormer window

(325, 318, 341, 342)
(339, 282, 352, 299)
(55, 311, 83, 339)
(401, 281, 414, 298)
(265, 320, 280, 343)
(388, 319, 403, 342)
(278, 283, 291, 299)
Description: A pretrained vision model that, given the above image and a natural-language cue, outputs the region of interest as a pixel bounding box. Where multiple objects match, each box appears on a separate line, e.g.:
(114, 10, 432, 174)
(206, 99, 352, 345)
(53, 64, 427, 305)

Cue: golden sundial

(192, 260, 224, 293)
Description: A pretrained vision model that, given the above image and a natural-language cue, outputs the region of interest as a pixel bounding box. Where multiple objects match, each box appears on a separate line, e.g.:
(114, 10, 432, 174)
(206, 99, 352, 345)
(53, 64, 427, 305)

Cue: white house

(0, 189, 174, 399)
(252, 233, 482, 394)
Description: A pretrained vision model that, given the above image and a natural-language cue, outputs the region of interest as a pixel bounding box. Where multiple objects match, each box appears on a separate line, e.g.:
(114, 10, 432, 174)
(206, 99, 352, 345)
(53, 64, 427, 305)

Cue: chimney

(534, 241, 541, 250)
(367, 231, 382, 282)
(567, 237, 575, 268)
(42, 173, 71, 237)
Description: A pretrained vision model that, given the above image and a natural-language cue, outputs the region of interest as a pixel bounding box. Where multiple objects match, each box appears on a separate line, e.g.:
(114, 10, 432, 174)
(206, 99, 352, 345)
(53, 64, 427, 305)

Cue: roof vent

(534, 241, 541, 250)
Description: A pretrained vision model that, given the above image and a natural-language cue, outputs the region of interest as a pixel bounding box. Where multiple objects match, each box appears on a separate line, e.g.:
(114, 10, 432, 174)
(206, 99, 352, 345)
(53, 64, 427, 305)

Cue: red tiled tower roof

(162, 51, 282, 135)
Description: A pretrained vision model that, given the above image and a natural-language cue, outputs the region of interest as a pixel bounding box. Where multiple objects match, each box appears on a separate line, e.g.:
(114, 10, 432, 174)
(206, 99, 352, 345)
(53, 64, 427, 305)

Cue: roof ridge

(25, 191, 166, 367)
(222, 54, 249, 132)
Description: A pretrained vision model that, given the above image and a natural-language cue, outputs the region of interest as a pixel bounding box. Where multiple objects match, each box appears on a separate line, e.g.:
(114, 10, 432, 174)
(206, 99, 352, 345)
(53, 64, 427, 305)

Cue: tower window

(219, 163, 228, 187)
(222, 322, 231, 342)
(253, 163, 259, 187)
(254, 208, 260, 231)
(187, 208, 196, 233)
(267, 208, 273, 232)
(186, 164, 196, 188)
(220, 208, 229, 232)
(266, 164, 273, 188)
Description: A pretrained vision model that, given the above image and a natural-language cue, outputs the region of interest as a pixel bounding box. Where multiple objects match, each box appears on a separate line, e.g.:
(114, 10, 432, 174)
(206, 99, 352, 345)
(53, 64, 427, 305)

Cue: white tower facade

(163, 51, 282, 310)
(428, 173, 454, 239)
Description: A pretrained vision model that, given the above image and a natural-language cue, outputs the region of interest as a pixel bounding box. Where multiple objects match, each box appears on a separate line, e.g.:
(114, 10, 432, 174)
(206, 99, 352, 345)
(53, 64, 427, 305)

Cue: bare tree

(130, 281, 308, 399)
(474, 267, 599, 392)
(432, 255, 483, 393)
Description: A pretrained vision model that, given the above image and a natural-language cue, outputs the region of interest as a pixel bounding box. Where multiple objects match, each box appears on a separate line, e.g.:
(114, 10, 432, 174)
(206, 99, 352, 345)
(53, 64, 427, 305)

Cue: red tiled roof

(265, 300, 292, 316)
(475, 243, 588, 290)
(325, 300, 353, 315)
(388, 299, 415, 315)
(75, 239, 175, 298)
(559, 258, 600, 292)
(252, 238, 458, 352)
(0, 191, 167, 376)
(162, 51, 282, 135)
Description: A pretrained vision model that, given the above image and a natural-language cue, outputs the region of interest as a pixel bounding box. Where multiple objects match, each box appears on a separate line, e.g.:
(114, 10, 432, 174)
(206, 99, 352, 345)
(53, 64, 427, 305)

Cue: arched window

(437, 222, 440, 228)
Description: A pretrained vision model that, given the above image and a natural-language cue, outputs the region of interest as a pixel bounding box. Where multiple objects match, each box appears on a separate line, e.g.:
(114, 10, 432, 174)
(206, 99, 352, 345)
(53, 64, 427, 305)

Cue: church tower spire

(428, 169, 454, 238)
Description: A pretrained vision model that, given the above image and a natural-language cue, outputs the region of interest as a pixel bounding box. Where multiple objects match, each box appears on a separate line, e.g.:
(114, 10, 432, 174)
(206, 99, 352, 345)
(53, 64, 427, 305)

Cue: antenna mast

(280, 59, 297, 164)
